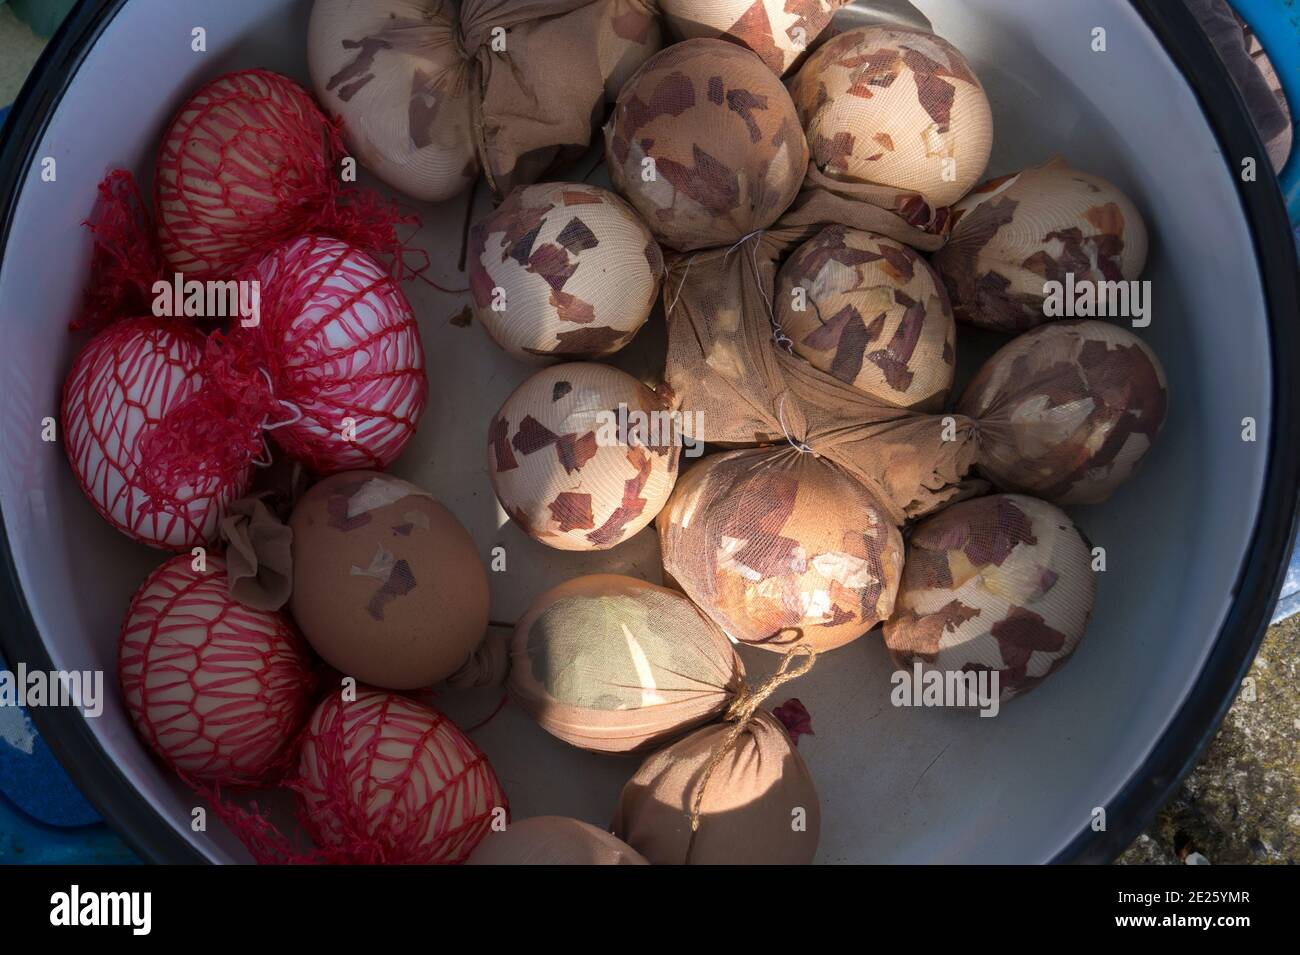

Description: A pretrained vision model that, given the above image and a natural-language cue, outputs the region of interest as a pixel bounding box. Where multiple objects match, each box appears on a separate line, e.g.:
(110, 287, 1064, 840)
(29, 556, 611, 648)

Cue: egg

(508, 575, 745, 753)
(614, 710, 819, 864)
(774, 225, 955, 410)
(658, 446, 904, 653)
(62, 317, 250, 550)
(468, 183, 664, 361)
(789, 26, 993, 216)
(297, 689, 506, 863)
(958, 320, 1168, 505)
(604, 38, 810, 251)
(289, 471, 489, 689)
(246, 234, 427, 474)
(468, 816, 648, 865)
(658, 0, 846, 76)
(308, 0, 478, 203)
(932, 158, 1150, 332)
(488, 363, 681, 551)
(156, 70, 336, 279)
(119, 554, 315, 784)
(882, 494, 1096, 702)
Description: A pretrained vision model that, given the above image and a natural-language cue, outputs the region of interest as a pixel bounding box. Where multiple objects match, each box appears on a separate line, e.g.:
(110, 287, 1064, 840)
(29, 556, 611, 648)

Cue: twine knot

(776, 393, 817, 457)
(687, 643, 817, 845)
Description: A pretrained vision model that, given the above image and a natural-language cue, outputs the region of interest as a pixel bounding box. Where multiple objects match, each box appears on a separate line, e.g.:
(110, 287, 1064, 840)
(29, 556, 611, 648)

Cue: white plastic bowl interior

(0, 0, 1286, 862)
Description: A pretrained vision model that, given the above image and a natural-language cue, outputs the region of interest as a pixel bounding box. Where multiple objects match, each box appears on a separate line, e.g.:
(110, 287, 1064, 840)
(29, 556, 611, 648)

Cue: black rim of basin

(0, 0, 1295, 864)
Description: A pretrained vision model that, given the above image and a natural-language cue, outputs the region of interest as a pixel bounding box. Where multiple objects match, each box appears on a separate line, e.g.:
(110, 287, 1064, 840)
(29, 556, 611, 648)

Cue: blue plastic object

(1231, 0, 1300, 224)
(1232, 0, 1300, 620)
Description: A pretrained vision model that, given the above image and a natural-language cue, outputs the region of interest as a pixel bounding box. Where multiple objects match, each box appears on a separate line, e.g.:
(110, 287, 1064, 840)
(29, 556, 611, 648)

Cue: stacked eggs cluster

(63, 0, 1167, 866)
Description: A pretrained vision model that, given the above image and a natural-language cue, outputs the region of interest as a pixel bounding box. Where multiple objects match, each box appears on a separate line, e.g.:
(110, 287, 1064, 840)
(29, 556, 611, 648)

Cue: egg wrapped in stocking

(604, 39, 810, 251)
(882, 494, 1096, 702)
(469, 816, 648, 865)
(614, 709, 819, 864)
(789, 26, 993, 224)
(296, 689, 506, 864)
(774, 225, 955, 410)
(156, 69, 398, 280)
(308, 0, 477, 202)
(957, 320, 1167, 505)
(509, 575, 745, 753)
(659, 0, 848, 76)
(289, 471, 489, 690)
(468, 183, 664, 361)
(62, 317, 251, 550)
(932, 158, 1150, 332)
(119, 554, 316, 785)
(247, 235, 426, 473)
(488, 363, 681, 551)
(659, 447, 903, 653)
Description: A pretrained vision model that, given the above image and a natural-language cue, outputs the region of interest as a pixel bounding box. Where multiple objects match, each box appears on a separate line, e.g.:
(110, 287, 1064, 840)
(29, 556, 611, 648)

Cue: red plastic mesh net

(119, 554, 317, 785)
(242, 234, 428, 473)
(76, 170, 162, 332)
(128, 233, 426, 511)
(209, 690, 508, 865)
(61, 317, 251, 550)
(154, 69, 415, 282)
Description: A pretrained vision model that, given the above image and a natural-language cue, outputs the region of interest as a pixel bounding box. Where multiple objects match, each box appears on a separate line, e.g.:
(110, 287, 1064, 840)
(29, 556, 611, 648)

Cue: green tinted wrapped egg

(774, 225, 955, 410)
(883, 494, 1096, 702)
(488, 363, 681, 551)
(508, 575, 745, 753)
(468, 183, 664, 361)
(789, 26, 993, 220)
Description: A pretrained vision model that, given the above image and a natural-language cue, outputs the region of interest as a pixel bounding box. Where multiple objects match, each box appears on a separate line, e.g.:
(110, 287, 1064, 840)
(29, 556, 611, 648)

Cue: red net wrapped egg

(246, 234, 427, 473)
(156, 70, 342, 280)
(296, 688, 507, 864)
(119, 553, 316, 785)
(488, 362, 681, 551)
(882, 494, 1096, 702)
(468, 182, 664, 361)
(62, 317, 251, 549)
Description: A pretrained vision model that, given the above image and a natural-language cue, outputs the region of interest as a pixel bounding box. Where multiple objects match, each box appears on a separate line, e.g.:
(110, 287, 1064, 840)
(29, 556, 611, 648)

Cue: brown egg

(659, 0, 846, 76)
(932, 158, 1150, 333)
(289, 471, 489, 689)
(488, 363, 681, 551)
(614, 710, 819, 864)
(789, 26, 993, 215)
(604, 38, 809, 252)
(883, 494, 1096, 702)
(468, 816, 648, 865)
(774, 225, 956, 410)
(658, 446, 904, 653)
(957, 320, 1168, 504)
